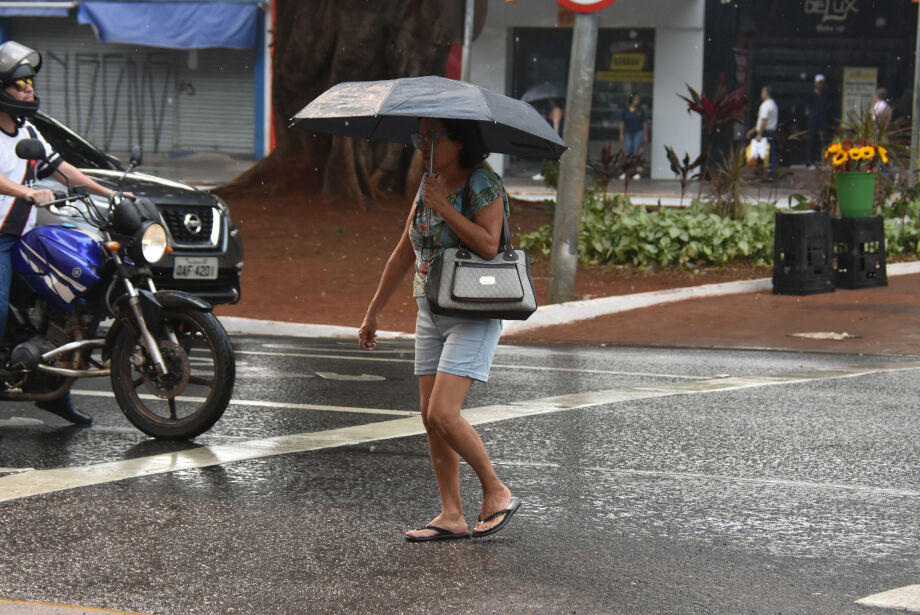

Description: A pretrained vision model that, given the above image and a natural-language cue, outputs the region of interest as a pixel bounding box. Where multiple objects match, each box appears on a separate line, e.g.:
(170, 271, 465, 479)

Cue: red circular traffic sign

(557, 0, 616, 12)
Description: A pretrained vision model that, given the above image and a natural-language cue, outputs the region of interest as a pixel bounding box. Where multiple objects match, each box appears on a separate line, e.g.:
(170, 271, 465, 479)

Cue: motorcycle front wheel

(110, 309, 235, 440)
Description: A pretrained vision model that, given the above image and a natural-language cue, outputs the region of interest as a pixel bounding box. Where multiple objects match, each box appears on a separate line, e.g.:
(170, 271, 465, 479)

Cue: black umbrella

(290, 75, 567, 160)
(521, 81, 566, 104)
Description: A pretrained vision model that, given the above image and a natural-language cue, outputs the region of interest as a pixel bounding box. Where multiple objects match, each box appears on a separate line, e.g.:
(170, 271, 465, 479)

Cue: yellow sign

(841, 66, 877, 117)
(597, 70, 654, 83)
(609, 53, 646, 71)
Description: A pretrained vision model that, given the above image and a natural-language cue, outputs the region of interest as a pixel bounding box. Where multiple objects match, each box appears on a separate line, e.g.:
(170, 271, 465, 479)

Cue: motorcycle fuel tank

(13, 225, 105, 313)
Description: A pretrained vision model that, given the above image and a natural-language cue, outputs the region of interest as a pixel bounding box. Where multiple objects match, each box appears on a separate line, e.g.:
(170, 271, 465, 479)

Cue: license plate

(173, 257, 218, 280)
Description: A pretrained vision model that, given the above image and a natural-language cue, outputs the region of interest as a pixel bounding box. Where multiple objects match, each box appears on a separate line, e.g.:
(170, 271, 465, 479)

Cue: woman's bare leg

(425, 372, 512, 532)
(405, 374, 468, 539)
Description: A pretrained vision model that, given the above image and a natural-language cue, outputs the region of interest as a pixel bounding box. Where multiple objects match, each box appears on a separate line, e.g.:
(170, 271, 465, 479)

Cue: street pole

(912, 4, 920, 184)
(547, 11, 598, 304)
(460, 0, 474, 82)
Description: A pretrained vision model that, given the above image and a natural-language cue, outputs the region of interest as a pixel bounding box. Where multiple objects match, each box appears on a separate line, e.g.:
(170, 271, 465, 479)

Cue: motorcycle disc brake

(139, 340, 191, 399)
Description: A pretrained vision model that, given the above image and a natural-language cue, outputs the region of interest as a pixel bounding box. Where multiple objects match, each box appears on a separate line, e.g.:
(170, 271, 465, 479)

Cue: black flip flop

(405, 525, 471, 542)
(471, 497, 521, 538)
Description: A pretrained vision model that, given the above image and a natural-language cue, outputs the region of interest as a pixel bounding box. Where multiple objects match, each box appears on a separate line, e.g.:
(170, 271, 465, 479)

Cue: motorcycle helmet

(0, 40, 41, 118)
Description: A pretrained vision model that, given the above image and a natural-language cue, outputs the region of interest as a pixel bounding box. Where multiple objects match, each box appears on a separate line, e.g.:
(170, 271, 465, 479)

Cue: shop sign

(803, 0, 859, 33)
(841, 66, 877, 117)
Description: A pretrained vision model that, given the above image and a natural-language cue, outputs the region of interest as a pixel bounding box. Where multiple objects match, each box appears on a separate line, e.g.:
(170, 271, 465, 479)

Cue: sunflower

(859, 146, 876, 160)
(825, 142, 843, 158)
(878, 146, 889, 164)
(832, 150, 848, 166)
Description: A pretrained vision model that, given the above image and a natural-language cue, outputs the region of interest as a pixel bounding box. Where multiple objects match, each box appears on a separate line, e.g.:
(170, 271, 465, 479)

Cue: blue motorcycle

(2, 139, 235, 439)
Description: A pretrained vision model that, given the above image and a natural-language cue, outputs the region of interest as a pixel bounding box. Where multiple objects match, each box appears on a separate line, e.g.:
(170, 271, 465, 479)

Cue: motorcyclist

(0, 40, 114, 425)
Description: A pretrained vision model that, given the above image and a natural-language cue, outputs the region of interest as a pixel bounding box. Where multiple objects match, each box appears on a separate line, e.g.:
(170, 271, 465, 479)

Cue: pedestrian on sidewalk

(359, 117, 521, 542)
(620, 93, 647, 180)
(871, 88, 892, 136)
(805, 74, 828, 170)
(747, 85, 778, 182)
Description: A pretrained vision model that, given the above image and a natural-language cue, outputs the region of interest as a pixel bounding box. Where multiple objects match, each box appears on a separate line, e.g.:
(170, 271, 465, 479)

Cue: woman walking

(358, 117, 520, 542)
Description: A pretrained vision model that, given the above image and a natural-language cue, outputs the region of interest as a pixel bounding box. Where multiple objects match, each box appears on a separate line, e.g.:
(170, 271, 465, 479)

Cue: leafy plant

(519, 192, 776, 268)
(678, 73, 748, 192)
(539, 160, 560, 189)
(836, 103, 910, 170)
(678, 74, 748, 139)
(665, 146, 705, 206)
(707, 146, 749, 219)
(588, 145, 645, 197)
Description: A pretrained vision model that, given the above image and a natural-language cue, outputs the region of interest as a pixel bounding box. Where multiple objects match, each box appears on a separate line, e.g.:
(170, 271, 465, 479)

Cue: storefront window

(510, 27, 655, 178)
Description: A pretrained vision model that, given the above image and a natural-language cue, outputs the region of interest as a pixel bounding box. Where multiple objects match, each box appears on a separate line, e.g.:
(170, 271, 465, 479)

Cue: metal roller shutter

(9, 16, 254, 157)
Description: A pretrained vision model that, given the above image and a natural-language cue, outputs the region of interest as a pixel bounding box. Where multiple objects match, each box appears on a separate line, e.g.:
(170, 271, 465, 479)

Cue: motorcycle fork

(110, 254, 169, 376)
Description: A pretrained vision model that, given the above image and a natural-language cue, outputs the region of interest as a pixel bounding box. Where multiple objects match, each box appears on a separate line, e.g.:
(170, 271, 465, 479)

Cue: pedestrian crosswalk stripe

(855, 585, 920, 611)
(2, 360, 919, 503)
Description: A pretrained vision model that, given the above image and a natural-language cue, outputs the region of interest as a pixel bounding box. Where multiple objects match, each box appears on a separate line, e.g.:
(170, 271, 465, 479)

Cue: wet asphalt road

(1, 335, 919, 614)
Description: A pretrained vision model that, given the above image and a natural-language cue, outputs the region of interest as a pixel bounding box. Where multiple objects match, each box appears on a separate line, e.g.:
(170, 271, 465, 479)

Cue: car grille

(159, 206, 219, 248)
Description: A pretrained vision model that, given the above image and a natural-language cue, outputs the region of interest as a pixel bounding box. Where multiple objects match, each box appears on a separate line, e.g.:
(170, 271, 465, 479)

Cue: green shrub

(519, 191, 920, 270)
(519, 193, 776, 268)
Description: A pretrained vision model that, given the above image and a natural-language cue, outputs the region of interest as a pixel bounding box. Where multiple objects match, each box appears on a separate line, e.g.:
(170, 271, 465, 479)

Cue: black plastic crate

(832, 215, 887, 289)
(772, 210, 835, 295)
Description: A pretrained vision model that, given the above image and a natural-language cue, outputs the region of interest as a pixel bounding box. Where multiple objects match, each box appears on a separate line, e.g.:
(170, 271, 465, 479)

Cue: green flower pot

(835, 171, 876, 218)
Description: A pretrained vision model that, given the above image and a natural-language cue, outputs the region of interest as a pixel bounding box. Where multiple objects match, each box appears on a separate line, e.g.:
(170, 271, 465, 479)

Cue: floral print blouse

(409, 165, 510, 297)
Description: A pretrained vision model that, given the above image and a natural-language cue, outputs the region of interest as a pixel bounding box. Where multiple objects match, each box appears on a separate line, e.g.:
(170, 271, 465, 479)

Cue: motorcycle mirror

(117, 145, 143, 189)
(15, 138, 47, 161)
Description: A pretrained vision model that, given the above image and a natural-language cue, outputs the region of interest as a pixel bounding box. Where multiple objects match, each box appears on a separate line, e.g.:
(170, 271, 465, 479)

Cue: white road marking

(236, 349, 703, 379)
(68, 389, 415, 416)
(236, 366, 316, 379)
(0, 597, 149, 614)
(2, 361, 918, 503)
(855, 585, 920, 611)
(315, 372, 386, 382)
(0, 417, 45, 427)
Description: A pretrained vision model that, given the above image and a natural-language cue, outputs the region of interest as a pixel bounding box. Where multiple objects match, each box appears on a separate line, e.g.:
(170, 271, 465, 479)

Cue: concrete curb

(218, 261, 920, 340)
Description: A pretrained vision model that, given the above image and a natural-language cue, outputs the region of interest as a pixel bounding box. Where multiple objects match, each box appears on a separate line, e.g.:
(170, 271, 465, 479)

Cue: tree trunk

(219, 0, 460, 208)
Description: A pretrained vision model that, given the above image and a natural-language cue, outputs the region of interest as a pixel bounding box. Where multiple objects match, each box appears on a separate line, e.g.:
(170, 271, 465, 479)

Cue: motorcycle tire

(110, 308, 235, 440)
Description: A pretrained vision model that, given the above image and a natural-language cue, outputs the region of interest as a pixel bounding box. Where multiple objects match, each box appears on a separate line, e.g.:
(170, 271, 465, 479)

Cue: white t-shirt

(0, 120, 61, 235)
(757, 98, 778, 132)
(871, 99, 891, 123)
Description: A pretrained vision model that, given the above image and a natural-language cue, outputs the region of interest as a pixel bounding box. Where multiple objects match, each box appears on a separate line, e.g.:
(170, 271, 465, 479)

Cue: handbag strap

(459, 175, 515, 253)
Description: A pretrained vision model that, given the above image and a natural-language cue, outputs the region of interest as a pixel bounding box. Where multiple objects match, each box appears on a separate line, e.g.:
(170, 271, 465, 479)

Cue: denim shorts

(414, 297, 502, 382)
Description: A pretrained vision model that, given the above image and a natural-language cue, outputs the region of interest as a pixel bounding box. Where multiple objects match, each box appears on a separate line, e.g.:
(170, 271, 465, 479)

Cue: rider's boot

(35, 392, 93, 426)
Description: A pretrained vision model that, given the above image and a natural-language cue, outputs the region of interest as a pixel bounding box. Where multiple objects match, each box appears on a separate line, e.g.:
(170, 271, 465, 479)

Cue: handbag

(425, 178, 537, 320)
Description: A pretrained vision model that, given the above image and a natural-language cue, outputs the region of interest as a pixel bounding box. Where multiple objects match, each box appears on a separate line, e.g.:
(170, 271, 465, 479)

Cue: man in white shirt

(0, 40, 113, 425)
(746, 86, 778, 182)
(871, 88, 891, 131)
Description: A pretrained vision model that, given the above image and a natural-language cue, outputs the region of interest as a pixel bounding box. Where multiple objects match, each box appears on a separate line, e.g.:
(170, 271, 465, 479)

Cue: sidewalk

(502, 165, 825, 207)
(137, 154, 920, 357)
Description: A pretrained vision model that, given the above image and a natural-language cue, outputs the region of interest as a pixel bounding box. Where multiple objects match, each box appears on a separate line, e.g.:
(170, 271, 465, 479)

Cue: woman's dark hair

(442, 118, 489, 169)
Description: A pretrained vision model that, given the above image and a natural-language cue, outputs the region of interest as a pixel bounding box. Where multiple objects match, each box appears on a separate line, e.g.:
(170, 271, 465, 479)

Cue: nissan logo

(183, 213, 203, 235)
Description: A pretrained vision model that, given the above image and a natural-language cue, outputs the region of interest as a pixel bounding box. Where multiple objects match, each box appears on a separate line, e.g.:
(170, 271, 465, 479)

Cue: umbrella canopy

(521, 81, 565, 103)
(290, 75, 567, 160)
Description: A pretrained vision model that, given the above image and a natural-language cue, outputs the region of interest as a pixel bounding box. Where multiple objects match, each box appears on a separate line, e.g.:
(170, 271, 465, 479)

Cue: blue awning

(0, 1, 74, 17)
(76, 1, 260, 50)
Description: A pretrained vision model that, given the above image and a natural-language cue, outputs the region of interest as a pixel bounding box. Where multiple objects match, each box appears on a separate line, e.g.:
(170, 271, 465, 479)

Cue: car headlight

(138, 221, 168, 263)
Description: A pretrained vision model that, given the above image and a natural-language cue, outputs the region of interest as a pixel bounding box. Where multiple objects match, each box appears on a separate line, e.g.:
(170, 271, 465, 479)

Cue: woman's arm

(358, 204, 417, 350)
(420, 174, 504, 260)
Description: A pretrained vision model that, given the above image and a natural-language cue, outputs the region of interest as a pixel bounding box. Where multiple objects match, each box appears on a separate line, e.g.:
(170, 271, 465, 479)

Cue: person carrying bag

(359, 117, 522, 542)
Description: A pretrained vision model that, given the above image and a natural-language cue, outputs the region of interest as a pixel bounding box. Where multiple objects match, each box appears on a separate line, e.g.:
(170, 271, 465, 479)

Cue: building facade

(705, 0, 918, 166)
(469, 0, 706, 180)
(0, 0, 271, 160)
